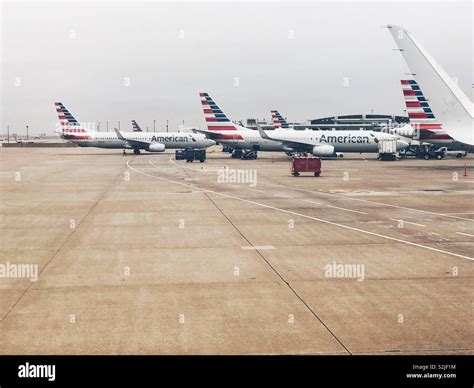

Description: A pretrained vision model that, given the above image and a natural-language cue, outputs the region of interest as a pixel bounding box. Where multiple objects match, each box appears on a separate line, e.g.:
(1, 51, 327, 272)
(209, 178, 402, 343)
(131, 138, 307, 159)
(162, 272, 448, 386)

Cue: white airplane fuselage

(212, 128, 407, 153)
(60, 131, 214, 150)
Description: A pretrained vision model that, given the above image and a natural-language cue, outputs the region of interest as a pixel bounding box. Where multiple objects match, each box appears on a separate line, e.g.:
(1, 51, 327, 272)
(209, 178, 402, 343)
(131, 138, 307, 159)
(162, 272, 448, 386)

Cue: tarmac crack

(0, 166, 126, 322)
(169, 156, 353, 355)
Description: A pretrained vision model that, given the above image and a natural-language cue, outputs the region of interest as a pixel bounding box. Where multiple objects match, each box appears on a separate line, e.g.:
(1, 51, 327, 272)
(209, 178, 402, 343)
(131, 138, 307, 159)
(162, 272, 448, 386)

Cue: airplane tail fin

(387, 25, 473, 145)
(54, 102, 92, 136)
(401, 80, 444, 132)
(271, 110, 290, 128)
(400, 80, 449, 140)
(131, 120, 143, 132)
(200, 92, 245, 131)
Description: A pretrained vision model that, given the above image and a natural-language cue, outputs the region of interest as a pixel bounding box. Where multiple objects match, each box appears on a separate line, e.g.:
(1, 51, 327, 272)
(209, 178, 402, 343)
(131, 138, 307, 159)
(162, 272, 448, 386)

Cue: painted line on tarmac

(302, 199, 323, 205)
(241, 246, 275, 250)
(456, 232, 474, 237)
(166, 156, 473, 222)
(327, 205, 368, 215)
(273, 193, 292, 199)
(128, 158, 474, 262)
(257, 181, 474, 222)
(389, 218, 426, 227)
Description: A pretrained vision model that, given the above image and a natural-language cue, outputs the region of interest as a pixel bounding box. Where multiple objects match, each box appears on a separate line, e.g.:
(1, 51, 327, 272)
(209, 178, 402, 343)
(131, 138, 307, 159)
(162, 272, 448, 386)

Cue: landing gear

(231, 150, 243, 159)
(241, 150, 258, 160)
(230, 149, 258, 159)
(133, 148, 141, 155)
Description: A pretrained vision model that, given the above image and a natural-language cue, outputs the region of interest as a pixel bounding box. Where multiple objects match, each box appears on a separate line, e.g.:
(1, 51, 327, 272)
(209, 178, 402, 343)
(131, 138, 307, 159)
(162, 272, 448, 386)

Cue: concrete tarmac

(1, 147, 473, 354)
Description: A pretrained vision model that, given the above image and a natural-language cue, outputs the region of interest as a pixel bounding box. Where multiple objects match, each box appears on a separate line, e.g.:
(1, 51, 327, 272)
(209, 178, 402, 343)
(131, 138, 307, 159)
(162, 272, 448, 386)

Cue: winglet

(256, 122, 274, 141)
(387, 24, 473, 145)
(114, 128, 126, 141)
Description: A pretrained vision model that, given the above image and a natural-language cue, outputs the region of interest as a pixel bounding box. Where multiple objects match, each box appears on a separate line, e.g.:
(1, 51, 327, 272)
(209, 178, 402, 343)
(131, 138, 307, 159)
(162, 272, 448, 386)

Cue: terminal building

(245, 114, 409, 131)
(307, 114, 409, 130)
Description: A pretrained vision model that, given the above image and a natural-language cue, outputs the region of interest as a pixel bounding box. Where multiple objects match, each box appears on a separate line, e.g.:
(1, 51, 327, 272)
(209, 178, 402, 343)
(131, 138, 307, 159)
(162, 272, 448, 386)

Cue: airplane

(385, 80, 474, 153)
(197, 93, 408, 157)
(271, 110, 291, 129)
(387, 25, 473, 146)
(54, 102, 215, 154)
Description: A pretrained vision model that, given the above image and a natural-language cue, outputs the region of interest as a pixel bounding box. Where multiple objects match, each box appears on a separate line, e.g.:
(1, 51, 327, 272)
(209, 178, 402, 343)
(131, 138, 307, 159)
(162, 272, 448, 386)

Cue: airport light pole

(26, 125, 29, 141)
(153, 119, 155, 132)
(7, 125, 10, 143)
(106, 121, 109, 132)
(166, 120, 169, 133)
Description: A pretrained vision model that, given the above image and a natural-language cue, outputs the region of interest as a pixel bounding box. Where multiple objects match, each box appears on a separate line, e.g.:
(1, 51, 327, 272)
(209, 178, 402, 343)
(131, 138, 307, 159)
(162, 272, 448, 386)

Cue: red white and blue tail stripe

(54, 102, 91, 139)
(200, 92, 237, 131)
(131, 120, 143, 132)
(55, 102, 81, 126)
(271, 110, 290, 128)
(401, 80, 441, 128)
(401, 80, 448, 140)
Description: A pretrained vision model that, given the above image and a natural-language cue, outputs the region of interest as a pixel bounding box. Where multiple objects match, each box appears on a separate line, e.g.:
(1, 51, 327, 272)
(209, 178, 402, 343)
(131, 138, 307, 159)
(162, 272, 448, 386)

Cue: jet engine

(148, 143, 166, 152)
(312, 144, 335, 156)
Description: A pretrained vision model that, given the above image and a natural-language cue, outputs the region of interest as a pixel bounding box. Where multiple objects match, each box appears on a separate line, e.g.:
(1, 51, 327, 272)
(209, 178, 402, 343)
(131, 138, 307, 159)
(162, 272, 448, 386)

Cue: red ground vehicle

(291, 156, 321, 177)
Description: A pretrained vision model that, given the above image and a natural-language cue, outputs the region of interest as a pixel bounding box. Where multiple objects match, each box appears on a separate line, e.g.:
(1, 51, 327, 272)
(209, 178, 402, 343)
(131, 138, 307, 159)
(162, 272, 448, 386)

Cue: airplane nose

(396, 139, 409, 150)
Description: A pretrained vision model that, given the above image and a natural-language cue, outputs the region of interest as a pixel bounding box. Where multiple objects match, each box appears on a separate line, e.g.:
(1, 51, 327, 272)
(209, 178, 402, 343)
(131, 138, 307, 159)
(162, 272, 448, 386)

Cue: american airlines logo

(150, 135, 195, 143)
(319, 134, 370, 144)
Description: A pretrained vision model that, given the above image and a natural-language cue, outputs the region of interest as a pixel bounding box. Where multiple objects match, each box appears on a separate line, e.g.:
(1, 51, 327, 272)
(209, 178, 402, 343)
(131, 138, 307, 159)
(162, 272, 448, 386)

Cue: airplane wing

(114, 128, 160, 149)
(387, 25, 473, 146)
(256, 123, 314, 151)
(190, 127, 243, 141)
(178, 125, 199, 133)
(191, 128, 214, 136)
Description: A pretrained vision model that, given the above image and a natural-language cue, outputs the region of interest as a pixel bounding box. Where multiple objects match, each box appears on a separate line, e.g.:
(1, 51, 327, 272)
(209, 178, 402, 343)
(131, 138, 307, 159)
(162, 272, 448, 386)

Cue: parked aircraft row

(54, 25, 473, 156)
(55, 99, 407, 157)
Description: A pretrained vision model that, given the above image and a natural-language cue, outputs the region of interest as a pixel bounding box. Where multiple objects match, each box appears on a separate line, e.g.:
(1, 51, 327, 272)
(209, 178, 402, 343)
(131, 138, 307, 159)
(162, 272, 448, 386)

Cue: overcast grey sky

(1, 0, 472, 134)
